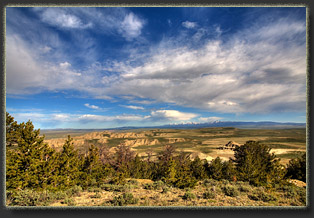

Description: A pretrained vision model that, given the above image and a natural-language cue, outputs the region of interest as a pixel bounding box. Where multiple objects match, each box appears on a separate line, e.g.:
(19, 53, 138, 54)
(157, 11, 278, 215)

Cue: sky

(5, 7, 307, 129)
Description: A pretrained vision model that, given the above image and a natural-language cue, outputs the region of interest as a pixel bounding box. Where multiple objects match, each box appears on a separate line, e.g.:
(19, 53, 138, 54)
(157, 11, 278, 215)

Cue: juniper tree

(174, 153, 197, 188)
(286, 153, 306, 182)
(154, 145, 176, 181)
(232, 140, 286, 186)
(190, 156, 207, 180)
(221, 160, 236, 181)
(207, 157, 224, 180)
(161, 157, 177, 185)
(6, 114, 55, 190)
(6, 112, 20, 147)
(56, 135, 82, 189)
(129, 154, 143, 179)
(81, 144, 106, 187)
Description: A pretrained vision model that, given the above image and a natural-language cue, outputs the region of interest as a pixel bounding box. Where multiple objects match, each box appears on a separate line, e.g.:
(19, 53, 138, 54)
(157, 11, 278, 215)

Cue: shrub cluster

(248, 189, 277, 202)
(111, 193, 139, 206)
(222, 185, 239, 197)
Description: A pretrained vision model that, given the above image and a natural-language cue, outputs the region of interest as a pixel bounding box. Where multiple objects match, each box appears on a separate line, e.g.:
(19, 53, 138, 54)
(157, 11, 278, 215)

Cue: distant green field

(276, 151, 305, 159)
(41, 129, 99, 139)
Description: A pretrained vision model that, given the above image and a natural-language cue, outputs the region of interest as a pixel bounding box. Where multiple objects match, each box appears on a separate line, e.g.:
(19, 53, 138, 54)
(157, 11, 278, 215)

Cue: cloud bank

(102, 18, 306, 114)
(11, 109, 199, 128)
(6, 8, 306, 117)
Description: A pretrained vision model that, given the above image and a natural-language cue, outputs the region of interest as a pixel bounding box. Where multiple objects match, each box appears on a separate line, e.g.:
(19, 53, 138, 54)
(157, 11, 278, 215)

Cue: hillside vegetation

(6, 113, 306, 207)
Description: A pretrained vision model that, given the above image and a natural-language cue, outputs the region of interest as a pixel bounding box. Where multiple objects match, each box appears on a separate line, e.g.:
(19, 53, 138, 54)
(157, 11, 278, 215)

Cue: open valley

(42, 127, 306, 165)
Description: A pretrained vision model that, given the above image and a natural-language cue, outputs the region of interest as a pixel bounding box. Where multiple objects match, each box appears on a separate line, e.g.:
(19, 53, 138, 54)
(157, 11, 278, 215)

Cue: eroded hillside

(43, 127, 306, 164)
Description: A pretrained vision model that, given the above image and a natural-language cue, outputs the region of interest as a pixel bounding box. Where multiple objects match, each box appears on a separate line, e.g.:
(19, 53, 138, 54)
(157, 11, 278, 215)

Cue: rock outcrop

(109, 132, 146, 138)
(217, 141, 241, 150)
(168, 138, 186, 144)
(122, 139, 160, 147)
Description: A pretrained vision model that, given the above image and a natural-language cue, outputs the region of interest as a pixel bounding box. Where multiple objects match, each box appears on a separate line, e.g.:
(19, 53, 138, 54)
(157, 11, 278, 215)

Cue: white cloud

(6, 35, 47, 94)
(119, 12, 145, 40)
(84, 103, 100, 110)
(38, 8, 92, 29)
(122, 105, 144, 110)
(150, 110, 198, 121)
(102, 18, 306, 114)
(41, 46, 52, 53)
(132, 100, 155, 105)
(6, 35, 87, 95)
(182, 21, 197, 29)
(115, 115, 144, 121)
(59, 61, 71, 68)
(69, 113, 145, 123)
(33, 7, 146, 41)
(11, 112, 147, 127)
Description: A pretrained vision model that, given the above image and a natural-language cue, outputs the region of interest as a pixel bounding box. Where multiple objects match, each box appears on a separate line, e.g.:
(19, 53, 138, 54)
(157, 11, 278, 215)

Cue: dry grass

(38, 179, 306, 207)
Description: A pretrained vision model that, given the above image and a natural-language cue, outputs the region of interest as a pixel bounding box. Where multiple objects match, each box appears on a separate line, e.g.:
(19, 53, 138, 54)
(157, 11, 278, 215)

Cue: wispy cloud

(101, 17, 306, 114)
(198, 116, 223, 122)
(119, 12, 145, 40)
(33, 7, 145, 40)
(6, 37, 85, 95)
(122, 105, 145, 110)
(10, 108, 199, 129)
(182, 21, 197, 29)
(35, 7, 92, 29)
(84, 103, 100, 110)
(6, 8, 306, 118)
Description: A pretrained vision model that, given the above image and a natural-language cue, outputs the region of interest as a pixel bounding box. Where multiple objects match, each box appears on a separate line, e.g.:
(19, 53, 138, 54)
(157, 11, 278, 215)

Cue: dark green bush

(203, 179, 218, 187)
(222, 185, 239, 197)
(260, 192, 277, 202)
(110, 172, 127, 185)
(62, 197, 75, 206)
(111, 192, 139, 206)
(67, 185, 82, 196)
(162, 186, 170, 194)
(101, 183, 127, 192)
(297, 187, 306, 204)
(7, 189, 64, 206)
(87, 187, 101, 192)
(286, 153, 306, 182)
(153, 180, 165, 190)
(91, 192, 102, 198)
(143, 180, 166, 190)
(203, 191, 215, 199)
(143, 183, 154, 190)
(128, 179, 139, 185)
(182, 191, 196, 200)
(238, 184, 251, 193)
(248, 189, 277, 202)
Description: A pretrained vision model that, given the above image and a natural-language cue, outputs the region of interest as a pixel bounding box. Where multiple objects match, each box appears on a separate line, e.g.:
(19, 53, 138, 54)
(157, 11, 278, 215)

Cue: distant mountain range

(41, 121, 306, 132)
(105, 121, 306, 130)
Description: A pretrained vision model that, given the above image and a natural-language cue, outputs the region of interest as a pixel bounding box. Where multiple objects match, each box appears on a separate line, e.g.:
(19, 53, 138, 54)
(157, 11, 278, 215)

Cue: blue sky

(6, 7, 307, 129)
